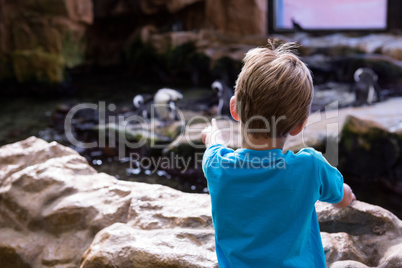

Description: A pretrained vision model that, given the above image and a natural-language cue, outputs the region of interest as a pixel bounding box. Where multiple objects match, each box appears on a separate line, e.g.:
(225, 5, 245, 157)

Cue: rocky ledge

(1, 137, 402, 267)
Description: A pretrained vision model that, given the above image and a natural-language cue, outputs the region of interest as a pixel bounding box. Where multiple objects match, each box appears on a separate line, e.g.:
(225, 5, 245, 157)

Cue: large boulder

(339, 115, 402, 193)
(316, 201, 402, 267)
(1, 137, 402, 267)
(0, 137, 215, 267)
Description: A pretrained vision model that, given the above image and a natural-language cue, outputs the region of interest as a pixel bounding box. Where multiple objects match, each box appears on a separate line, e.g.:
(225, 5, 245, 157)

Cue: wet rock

(163, 119, 242, 157)
(339, 115, 401, 182)
(55, 103, 72, 114)
(97, 120, 183, 145)
(312, 83, 355, 110)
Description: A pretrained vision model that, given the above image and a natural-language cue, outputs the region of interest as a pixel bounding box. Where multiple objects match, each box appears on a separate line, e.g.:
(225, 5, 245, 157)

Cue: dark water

(1, 81, 402, 219)
(0, 80, 211, 194)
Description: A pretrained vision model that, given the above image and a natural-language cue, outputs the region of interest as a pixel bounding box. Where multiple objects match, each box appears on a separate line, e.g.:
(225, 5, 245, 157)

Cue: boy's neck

(242, 133, 287, 151)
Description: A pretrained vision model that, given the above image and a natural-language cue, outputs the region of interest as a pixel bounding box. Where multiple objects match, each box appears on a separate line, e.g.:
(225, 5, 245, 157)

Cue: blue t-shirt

(202, 144, 343, 268)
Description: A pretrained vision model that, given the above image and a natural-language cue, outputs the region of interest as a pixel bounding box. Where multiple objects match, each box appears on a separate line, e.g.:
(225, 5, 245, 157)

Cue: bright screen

(275, 0, 387, 30)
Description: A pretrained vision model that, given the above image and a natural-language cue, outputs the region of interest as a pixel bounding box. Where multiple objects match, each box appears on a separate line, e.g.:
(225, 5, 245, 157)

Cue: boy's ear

(289, 117, 308, 136)
(230, 96, 239, 121)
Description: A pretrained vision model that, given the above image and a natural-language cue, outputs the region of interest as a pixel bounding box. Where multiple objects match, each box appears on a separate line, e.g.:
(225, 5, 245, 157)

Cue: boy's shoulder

(202, 144, 235, 163)
(291, 147, 331, 167)
(296, 147, 320, 156)
(204, 144, 233, 157)
(295, 147, 325, 159)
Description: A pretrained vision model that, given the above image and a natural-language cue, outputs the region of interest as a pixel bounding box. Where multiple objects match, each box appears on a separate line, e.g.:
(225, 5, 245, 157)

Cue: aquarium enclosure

(1, 0, 402, 266)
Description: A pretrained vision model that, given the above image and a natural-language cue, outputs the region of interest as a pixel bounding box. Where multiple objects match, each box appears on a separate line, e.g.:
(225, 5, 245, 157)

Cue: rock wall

(1, 137, 402, 267)
(3, 0, 402, 87)
(0, 0, 93, 83)
(205, 0, 266, 36)
(0, 0, 268, 84)
(87, 0, 268, 66)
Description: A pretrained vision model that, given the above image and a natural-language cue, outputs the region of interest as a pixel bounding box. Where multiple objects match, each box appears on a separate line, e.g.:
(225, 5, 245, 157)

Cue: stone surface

(96, 120, 183, 145)
(0, 137, 215, 267)
(1, 137, 402, 267)
(205, 0, 267, 36)
(0, 0, 92, 83)
(136, 0, 203, 15)
(81, 224, 217, 268)
(3, 0, 402, 86)
(382, 39, 402, 61)
(338, 114, 402, 193)
(316, 201, 402, 267)
(330, 260, 370, 268)
(163, 119, 241, 157)
(287, 33, 401, 57)
(339, 115, 399, 177)
(302, 52, 402, 86)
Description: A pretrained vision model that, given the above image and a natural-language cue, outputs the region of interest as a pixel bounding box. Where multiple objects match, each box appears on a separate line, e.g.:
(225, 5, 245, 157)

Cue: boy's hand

(333, 183, 356, 209)
(202, 118, 224, 148)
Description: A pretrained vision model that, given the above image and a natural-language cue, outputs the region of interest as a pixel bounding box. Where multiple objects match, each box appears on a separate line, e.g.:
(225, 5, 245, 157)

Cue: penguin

(133, 94, 153, 119)
(153, 88, 183, 121)
(291, 18, 304, 32)
(211, 80, 233, 117)
(353, 67, 382, 106)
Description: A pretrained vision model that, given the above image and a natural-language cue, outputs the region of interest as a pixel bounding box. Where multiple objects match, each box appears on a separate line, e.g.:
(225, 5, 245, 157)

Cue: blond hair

(234, 41, 313, 137)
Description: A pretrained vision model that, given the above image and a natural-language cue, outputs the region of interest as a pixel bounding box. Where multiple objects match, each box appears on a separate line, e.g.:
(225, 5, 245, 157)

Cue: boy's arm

(306, 148, 356, 206)
(201, 118, 225, 148)
(333, 183, 356, 208)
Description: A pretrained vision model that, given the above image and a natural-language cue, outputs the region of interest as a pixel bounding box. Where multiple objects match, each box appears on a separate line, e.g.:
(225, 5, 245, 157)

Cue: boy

(201, 42, 356, 268)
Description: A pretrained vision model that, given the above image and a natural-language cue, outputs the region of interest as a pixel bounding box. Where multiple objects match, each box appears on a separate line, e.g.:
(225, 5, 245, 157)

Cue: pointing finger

(211, 118, 217, 128)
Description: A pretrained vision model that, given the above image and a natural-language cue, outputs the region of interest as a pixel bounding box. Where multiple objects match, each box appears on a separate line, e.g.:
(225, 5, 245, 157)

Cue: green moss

(11, 49, 64, 84)
(339, 116, 400, 177)
(61, 32, 86, 68)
